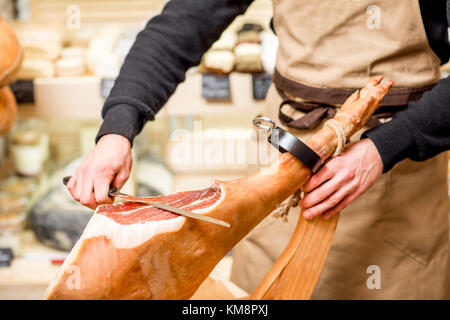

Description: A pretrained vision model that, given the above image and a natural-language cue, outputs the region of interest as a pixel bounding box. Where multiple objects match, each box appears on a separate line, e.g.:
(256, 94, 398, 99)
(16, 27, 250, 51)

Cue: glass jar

(0, 192, 27, 254)
(10, 119, 49, 177)
(0, 176, 36, 198)
(0, 192, 27, 229)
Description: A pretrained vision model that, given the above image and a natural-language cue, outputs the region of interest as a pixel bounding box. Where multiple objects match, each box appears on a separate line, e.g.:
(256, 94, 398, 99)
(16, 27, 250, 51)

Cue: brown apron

(231, 0, 449, 299)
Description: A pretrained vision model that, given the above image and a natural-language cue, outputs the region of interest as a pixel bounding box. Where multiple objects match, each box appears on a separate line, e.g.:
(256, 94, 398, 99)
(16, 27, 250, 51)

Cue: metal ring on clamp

(253, 117, 276, 132)
(252, 116, 324, 173)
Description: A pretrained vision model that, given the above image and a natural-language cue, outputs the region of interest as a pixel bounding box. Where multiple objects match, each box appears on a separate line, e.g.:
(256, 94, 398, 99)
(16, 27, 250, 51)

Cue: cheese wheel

(211, 32, 237, 51)
(234, 43, 264, 73)
(0, 86, 17, 135)
(60, 47, 86, 60)
(0, 18, 22, 86)
(56, 58, 86, 77)
(16, 58, 55, 79)
(202, 50, 235, 74)
(19, 32, 61, 61)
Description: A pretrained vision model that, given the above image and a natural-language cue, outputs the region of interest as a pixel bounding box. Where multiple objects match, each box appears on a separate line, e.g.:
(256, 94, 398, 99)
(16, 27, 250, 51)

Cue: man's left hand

(301, 138, 383, 220)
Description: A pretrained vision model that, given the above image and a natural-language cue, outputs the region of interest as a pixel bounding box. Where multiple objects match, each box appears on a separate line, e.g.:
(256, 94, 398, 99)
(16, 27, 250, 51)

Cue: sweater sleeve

(362, 76, 450, 173)
(96, 0, 253, 144)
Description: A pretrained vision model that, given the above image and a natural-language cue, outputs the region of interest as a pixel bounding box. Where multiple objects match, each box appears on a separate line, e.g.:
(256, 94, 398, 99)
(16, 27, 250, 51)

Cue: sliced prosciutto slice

(96, 187, 222, 225)
(45, 77, 393, 300)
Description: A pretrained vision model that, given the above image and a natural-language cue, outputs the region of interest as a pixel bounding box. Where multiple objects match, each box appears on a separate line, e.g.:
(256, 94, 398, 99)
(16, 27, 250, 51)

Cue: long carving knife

(62, 176, 230, 228)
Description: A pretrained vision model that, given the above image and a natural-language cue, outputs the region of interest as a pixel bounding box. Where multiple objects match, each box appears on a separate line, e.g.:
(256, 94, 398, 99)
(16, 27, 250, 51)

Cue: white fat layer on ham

(83, 214, 186, 249)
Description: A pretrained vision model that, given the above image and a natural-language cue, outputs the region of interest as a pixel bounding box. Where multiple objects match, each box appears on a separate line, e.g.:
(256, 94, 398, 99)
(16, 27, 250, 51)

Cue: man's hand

(300, 138, 383, 220)
(66, 134, 132, 210)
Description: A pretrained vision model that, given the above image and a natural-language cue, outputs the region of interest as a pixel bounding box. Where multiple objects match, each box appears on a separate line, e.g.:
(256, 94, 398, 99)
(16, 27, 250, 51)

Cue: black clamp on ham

(253, 117, 324, 174)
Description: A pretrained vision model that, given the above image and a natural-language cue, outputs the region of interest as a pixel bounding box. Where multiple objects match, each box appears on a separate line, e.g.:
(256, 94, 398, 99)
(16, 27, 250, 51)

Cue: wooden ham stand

(251, 213, 339, 299)
(192, 214, 339, 300)
(249, 77, 392, 300)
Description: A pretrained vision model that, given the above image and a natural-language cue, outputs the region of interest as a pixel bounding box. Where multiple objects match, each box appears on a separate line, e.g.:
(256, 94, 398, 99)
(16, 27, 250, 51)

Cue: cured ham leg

(45, 77, 393, 300)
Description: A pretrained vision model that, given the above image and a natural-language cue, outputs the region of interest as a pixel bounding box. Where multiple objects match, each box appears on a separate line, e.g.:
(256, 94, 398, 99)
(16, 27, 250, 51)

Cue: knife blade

(62, 176, 230, 228)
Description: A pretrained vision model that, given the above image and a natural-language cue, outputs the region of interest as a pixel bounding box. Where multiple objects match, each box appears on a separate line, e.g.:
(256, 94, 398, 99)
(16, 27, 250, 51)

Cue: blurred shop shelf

(20, 76, 104, 120)
(166, 73, 266, 117)
(30, 0, 165, 24)
(0, 231, 64, 300)
(17, 72, 267, 120)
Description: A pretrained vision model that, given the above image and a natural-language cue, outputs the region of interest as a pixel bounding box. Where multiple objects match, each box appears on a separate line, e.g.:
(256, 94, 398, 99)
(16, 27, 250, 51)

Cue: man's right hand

(66, 134, 132, 210)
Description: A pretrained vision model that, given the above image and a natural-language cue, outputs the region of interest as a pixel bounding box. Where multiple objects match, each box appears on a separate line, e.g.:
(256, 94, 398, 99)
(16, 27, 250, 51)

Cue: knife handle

(62, 176, 118, 194)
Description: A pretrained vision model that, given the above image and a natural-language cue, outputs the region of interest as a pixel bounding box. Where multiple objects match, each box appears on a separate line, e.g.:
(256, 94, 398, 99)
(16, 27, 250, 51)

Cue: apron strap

(277, 85, 408, 131)
(274, 69, 436, 107)
(278, 100, 336, 130)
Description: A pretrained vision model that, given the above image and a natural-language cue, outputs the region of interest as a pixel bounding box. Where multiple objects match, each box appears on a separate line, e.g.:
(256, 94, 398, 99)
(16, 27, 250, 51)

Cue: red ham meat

(97, 188, 222, 225)
(45, 77, 393, 300)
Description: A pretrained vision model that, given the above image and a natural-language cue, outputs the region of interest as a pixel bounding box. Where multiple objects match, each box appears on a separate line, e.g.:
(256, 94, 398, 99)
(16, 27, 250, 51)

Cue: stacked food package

(234, 23, 265, 73)
(202, 32, 237, 74)
(201, 22, 276, 75)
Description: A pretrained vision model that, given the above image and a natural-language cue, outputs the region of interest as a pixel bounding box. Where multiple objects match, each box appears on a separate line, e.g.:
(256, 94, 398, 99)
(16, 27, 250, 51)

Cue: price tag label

(252, 73, 272, 100)
(0, 248, 14, 267)
(202, 73, 231, 101)
(9, 80, 35, 103)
